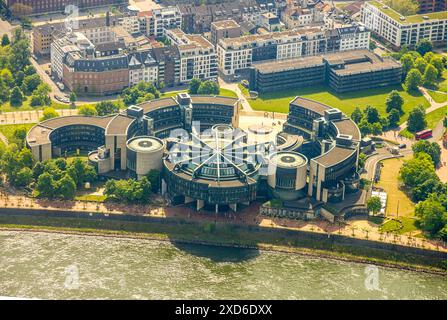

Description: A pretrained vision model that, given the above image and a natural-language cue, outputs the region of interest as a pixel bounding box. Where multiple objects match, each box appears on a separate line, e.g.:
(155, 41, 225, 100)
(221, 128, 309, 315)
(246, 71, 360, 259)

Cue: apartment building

(210, 20, 242, 46)
(418, 0, 447, 13)
(165, 29, 217, 83)
(361, 0, 447, 49)
(6, 0, 127, 16)
(33, 14, 121, 56)
(217, 25, 370, 75)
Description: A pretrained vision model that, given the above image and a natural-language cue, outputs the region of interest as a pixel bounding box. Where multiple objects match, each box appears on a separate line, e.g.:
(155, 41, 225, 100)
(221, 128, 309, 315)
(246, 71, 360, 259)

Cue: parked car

(398, 143, 406, 149)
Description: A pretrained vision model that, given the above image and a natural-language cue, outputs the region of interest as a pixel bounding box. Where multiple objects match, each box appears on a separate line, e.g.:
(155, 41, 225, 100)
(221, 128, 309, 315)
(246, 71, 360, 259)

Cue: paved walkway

(219, 78, 253, 112)
(1, 192, 445, 253)
(0, 109, 78, 125)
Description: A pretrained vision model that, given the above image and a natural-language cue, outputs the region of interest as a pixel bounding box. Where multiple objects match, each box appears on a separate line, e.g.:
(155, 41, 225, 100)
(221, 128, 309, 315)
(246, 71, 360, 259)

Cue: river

(0, 230, 446, 299)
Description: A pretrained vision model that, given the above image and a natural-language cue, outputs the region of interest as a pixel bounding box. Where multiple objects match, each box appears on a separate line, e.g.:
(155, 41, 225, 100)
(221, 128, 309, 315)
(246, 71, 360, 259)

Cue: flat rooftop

(27, 115, 115, 145)
(290, 97, 332, 115)
(313, 146, 357, 167)
(212, 19, 240, 29)
(368, 0, 447, 24)
(331, 119, 361, 141)
(253, 56, 324, 74)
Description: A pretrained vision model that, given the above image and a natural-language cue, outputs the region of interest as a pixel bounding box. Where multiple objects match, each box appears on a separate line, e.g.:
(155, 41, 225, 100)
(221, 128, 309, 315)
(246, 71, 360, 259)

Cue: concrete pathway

(218, 78, 253, 112)
(0, 109, 78, 125)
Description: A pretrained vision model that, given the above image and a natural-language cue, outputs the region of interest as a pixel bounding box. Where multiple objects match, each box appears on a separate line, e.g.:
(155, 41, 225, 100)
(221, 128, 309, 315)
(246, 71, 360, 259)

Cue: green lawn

(246, 85, 429, 123)
(425, 105, 447, 129)
(380, 217, 417, 235)
(427, 90, 447, 104)
(0, 123, 36, 143)
(162, 88, 238, 98)
(0, 97, 69, 113)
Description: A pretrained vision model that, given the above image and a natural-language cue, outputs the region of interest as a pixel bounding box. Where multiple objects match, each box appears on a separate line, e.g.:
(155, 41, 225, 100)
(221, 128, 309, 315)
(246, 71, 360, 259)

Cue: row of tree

(188, 78, 220, 95)
(399, 148, 447, 240)
(78, 101, 122, 117)
(0, 29, 51, 107)
(121, 81, 161, 106)
(103, 169, 160, 204)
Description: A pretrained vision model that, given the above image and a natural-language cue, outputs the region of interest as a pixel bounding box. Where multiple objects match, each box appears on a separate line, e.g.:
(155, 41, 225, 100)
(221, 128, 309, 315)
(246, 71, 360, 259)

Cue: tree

(1, 34, 10, 46)
(10, 37, 30, 73)
(405, 69, 423, 91)
(146, 169, 160, 193)
(407, 105, 426, 132)
(412, 140, 441, 166)
(0, 79, 9, 102)
(1, 68, 13, 87)
(385, 90, 404, 114)
(57, 174, 76, 199)
(370, 122, 383, 136)
(15, 70, 25, 87)
(36, 172, 56, 197)
(414, 57, 428, 74)
(95, 101, 119, 116)
(69, 92, 76, 107)
(387, 108, 401, 128)
(188, 78, 201, 94)
(351, 107, 363, 124)
(30, 83, 51, 107)
(78, 104, 98, 116)
(40, 107, 59, 121)
(430, 56, 444, 76)
(415, 198, 447, 236)
(424, 52, 435, 63)
(358, 153, 367, 170)
(66, 158, 96, 187)
(365, 105, 380, 123)
(367, 196, 382, 215)
(416, 39, 433, 56)
(358, 118, 372, 136)
(400, 53, 414, 76)
(423, 64, 438, 87)
(22, 73, 41, 94)
(15, 167, 33, 187)
(197, 80, 220, 95)
(399, 152, 440, 201)
(9, 86, 23, 106)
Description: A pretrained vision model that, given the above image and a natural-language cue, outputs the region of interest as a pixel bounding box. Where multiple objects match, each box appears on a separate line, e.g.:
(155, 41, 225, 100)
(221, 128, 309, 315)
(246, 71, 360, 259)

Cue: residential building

(217, 25, 370, 75)
(418, 0, 447, 13)
(361, 0, 447, 49)
(6, 0, 127, 16)
(210, 19, 242, 46)
(166, 29, 217, 83)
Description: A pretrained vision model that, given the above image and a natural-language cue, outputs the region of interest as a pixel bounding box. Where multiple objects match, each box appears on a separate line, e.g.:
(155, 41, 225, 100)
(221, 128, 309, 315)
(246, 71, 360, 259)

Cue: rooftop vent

(382, 5, 389, 9)
(399, 16, 405, 21)
(423, 15, 429, 20)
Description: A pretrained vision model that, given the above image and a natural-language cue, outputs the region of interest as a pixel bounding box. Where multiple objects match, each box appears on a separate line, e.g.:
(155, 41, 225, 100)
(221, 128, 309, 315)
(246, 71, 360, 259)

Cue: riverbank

(0, 213, 446, 275)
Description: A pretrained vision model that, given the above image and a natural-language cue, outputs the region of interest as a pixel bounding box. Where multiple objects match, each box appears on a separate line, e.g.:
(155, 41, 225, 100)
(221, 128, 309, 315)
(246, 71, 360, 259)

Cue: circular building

(268, 151, 308, 201)
(163, 126, 272, 212)
(126, 136, 165, 179)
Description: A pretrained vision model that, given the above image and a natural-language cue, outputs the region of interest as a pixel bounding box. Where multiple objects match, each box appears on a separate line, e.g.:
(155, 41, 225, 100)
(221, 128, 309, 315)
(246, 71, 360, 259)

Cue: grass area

(245, 85, 429, 123)
(75, 194, 107, 202)
(0, 214, 444, 270)
(380, 217, 418, 235)
(0, 97, 69, 112)
(0, 123, 36, 142)
(425, 105, 447, 129)
(400, 128, 414, 139)
(375, 155, 415, 218)
(161, 88, 238, 98)
(427, 90, 447, 104)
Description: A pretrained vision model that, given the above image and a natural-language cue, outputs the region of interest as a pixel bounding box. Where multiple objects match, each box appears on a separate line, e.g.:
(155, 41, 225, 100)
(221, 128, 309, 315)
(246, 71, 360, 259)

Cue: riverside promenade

(0, 191, 445, 254)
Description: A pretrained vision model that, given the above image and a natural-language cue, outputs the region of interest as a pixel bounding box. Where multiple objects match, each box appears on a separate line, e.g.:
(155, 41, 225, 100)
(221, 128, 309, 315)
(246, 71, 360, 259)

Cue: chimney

(106, 11, 110, 27)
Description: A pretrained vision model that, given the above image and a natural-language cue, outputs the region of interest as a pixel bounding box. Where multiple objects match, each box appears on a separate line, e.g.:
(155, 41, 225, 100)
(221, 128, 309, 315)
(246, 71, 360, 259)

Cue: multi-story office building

(166, 29, 217, 83)
(361, 0, 447, 49)
(249, 50, 402, 93)
(217, 25, 370, 75)
(6, 0, 127, 16)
